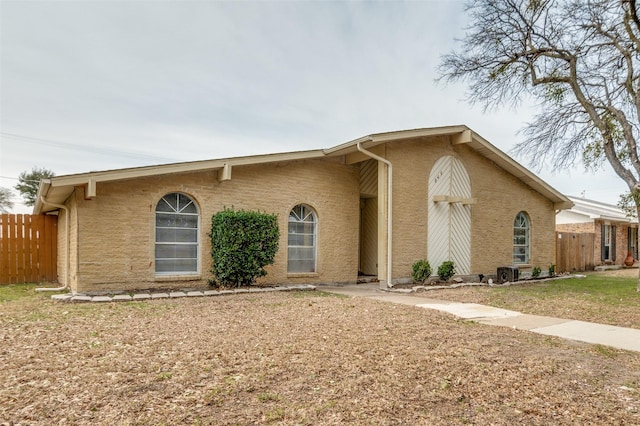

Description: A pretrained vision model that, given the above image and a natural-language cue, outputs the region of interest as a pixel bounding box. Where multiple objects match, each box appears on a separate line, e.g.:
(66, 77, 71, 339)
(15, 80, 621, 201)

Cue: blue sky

(0, 0, 627, 212)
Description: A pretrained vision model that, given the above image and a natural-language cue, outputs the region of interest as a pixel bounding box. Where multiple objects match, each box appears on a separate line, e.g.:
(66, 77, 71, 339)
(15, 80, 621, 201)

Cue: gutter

(356, 140, 393, 288)
(35, 196, 69, 292)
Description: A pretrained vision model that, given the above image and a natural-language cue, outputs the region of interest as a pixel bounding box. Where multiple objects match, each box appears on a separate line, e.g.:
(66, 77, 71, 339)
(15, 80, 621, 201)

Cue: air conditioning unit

(497, 266, 519, 284)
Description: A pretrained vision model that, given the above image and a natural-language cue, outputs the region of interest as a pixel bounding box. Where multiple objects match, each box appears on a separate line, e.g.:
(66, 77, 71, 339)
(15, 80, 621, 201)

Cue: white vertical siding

(428, 156, 471, 275)
(428, 156, 452, 272)
(450, 158, 471, 274)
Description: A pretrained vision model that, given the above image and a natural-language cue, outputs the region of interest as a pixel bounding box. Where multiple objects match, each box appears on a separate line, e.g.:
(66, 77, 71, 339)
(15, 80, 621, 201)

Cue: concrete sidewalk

(322, 283, 640, 353)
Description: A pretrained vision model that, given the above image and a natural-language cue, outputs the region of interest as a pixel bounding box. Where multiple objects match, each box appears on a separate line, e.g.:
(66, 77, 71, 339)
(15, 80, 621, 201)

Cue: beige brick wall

(387, 137, 557, 280)
(556, 222, 596, 233)
(468, 150, 557, 275)
(68, 158, 360, 293)
(61, 138, 561, 292)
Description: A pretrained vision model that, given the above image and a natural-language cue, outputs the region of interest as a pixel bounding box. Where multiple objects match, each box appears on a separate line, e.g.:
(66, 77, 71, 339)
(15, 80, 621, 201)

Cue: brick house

(556, 196, 638, 269)
(34, 126, 572, 293)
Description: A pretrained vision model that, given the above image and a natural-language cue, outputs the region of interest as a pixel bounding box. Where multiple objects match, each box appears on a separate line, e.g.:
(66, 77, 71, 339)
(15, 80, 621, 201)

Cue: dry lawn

(418, 269, 640, 329)
(1, 284, 640, 425)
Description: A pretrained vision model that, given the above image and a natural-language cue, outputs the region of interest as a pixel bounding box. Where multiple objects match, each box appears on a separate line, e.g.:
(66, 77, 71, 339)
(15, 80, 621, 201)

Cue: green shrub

(437, 261, 456, 281)
(210, 208, 279, 287)
(411, 259, 432, 283)
(531, 266, 542, 279)
(548, 264, 556, 277)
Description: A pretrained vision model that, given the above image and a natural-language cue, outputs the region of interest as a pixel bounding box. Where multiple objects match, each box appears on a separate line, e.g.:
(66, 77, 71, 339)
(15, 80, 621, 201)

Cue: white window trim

(603, 224, 612, 261)
(513, 211, 530, 265)
(287, 204, 317, 274)
(154, 193, 200, 277)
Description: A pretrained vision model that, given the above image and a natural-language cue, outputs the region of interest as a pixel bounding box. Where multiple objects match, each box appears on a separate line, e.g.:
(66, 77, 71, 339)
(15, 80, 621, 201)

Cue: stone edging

(51, 284, 316, 303)
(385, 274, 584, 294)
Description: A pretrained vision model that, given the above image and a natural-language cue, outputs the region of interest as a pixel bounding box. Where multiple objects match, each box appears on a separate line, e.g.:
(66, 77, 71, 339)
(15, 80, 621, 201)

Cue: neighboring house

(556, 196, 638, 269)
(34, 125, 572, 293)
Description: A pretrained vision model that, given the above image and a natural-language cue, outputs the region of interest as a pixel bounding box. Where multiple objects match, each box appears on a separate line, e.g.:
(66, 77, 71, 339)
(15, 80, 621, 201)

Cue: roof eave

(324, 125, 470, 156)
(33, 179, 52, 214)
(50, 149, 325, 187)
(33, 149, 326, 213)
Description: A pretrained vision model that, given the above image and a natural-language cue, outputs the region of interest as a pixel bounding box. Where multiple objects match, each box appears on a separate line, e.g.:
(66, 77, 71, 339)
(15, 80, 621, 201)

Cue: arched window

(513, 211, 530, 264)
(288, 204, 317, 273)
(155, 193, 199, 274)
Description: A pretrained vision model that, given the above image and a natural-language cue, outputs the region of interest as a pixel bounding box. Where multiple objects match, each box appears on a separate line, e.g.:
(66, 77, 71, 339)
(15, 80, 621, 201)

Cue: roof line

(49, 149, 325, 187)
(33, 125, 572, 213)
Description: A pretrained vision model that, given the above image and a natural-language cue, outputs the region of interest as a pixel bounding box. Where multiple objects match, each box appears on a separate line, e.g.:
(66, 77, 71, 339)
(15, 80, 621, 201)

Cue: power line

(1, 132, 179, 163)
(0, 176, 40, 182)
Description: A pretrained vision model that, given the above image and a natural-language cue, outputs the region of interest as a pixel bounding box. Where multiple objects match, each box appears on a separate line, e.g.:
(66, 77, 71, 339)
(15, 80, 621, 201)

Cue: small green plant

(437, 260, 456, 281)
(411, 259, 432, 283)
(258, 392, 280, 402)
(531, 266, 541, 279)
(548, 264, 556, 277)
(156, 371, 173, 381)
(210, 208, 279, 287)
(265, 407, 286, 422)
(593, 344, 618, 359)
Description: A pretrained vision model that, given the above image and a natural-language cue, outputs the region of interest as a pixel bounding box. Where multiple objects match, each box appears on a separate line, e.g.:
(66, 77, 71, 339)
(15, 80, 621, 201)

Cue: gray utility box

(497, 266, 519, 284)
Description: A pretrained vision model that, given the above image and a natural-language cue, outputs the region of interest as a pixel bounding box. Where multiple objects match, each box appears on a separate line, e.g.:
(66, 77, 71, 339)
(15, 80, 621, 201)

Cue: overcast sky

(0, 0, 627, 213)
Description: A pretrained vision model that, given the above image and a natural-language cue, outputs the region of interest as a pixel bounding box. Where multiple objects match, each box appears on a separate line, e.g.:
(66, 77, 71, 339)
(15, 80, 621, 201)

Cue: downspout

(35, 197, 69, 292)
(356, 141, 393, 288)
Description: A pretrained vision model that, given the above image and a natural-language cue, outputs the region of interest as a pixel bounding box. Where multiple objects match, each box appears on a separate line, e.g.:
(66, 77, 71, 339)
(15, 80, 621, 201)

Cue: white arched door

(428, 156, 472, 275)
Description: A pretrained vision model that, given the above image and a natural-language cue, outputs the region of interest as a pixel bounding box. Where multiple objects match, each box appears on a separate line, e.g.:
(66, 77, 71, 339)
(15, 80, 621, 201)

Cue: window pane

(288, 233, 315, 246)
(155, 258, 198, 273)
(288, 247, 315, 261)
(288, 259, 315, 273)
(156, 228, 198, 243)
(156, 195, 176, 212)
(514, 236, 526, 245)
(178, 194, 197, 213)
(289, 222, 315, 234)
(156, 213, 198, 228)
(288, 234, 305, 246)
(155, 244, 198, 259)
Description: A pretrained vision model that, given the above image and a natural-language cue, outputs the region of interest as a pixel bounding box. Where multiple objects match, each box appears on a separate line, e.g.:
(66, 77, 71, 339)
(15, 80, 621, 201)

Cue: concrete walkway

(322, 283, 640, 353)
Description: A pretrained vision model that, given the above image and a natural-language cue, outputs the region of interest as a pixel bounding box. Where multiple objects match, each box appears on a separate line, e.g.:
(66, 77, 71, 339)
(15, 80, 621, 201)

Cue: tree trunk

(637, 206, 640, 292)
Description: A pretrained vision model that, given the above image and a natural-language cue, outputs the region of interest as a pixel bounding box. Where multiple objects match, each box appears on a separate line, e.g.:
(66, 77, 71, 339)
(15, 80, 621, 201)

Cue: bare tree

(0, 187, 14, 213)
(439, 0, 640, 290)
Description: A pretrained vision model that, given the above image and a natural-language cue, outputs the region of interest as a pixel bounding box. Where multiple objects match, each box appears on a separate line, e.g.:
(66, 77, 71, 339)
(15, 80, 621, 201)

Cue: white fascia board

(33, 179, 52, 214)
(599, 214, 634, 223)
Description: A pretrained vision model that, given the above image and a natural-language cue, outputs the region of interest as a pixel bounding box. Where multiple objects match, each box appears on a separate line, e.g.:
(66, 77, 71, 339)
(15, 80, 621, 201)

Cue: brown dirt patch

(1, 290, 640, 425)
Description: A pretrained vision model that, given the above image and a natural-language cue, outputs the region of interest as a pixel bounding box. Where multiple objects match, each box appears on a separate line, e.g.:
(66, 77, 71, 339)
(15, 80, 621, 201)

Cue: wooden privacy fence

(0, 214, 57, 284)
(556, 231, 595, 273)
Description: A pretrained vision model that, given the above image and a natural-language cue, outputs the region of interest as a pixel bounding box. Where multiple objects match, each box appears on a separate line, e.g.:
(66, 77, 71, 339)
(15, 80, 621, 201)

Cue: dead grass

(1, 285, 640, 425)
